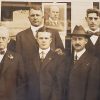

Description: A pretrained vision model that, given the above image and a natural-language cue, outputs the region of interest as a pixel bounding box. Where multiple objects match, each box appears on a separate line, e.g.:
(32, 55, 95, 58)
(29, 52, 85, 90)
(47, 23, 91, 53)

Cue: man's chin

(90, 26, 96, 30)
(75, 48, 82, 52)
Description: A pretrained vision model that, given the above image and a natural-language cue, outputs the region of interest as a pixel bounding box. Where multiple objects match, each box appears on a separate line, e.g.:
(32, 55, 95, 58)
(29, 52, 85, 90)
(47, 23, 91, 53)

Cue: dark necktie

(87, 31, 100, 36)
(0, 51, 5, 55)
(74, 54, 77, 64)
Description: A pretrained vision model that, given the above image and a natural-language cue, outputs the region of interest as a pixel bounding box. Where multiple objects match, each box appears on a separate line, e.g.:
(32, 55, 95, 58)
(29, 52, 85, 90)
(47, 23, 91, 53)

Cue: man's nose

(42, 38, 46, 41)
(34, 15, 38, 19)
(91, 18, 95, 23)
(76, 39, 80, 43)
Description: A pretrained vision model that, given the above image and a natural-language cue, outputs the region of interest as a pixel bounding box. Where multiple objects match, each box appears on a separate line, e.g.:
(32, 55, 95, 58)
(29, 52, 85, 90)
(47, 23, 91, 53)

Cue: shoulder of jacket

(17, 28, 31, 36)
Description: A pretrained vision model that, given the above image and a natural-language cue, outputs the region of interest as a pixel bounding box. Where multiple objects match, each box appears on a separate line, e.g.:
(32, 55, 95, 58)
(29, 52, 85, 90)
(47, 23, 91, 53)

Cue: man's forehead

(38, 32, 51, 36)
(30, 9, 42, 14)
(88, 13, 99, 17)
(72, 36, 85, 39)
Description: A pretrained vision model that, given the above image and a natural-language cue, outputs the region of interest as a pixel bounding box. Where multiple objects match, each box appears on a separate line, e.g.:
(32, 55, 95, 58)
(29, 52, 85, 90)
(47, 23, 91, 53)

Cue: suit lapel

(41, 50, 53, 70)
(88, 38, 94, 47)
(1, 51, 13, 75)
(94, 36, 100, 47)
(72, 51, 90, 71)
(88, 36, 100, 47)
(26, 28, 38, 49)
(34, 53, 41, 72)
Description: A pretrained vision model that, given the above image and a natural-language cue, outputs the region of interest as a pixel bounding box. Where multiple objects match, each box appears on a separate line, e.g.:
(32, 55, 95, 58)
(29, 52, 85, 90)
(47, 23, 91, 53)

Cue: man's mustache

(75, 44, 81, 47)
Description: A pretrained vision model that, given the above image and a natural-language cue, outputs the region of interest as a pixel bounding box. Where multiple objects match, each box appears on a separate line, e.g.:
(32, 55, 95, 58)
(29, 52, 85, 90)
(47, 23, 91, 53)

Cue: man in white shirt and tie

(32, 26, 66, 100)
(85, 8, 100, 59)
(68, 25, 100, 100)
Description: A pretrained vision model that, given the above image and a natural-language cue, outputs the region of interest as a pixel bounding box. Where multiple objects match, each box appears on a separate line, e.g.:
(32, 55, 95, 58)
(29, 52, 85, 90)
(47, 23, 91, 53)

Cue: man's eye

(30, 14, 40, 17)
(45, 38, 48, 39)
(0, 37, 6, 40)
(30, 15, 35, 17)
(36, 14, 40, 16)
(2, 37, 6, 40)
(88, 17, 92, 20)
(39, 37, 43, 39)
(88, 17, 98, 20)
(78, 38, 82, 40)
(94, 18, 98, 20)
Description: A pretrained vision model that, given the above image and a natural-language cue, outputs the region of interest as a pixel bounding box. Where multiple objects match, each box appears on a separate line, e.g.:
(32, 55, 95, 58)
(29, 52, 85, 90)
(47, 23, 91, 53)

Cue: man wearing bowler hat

(67, 25, 100, 100)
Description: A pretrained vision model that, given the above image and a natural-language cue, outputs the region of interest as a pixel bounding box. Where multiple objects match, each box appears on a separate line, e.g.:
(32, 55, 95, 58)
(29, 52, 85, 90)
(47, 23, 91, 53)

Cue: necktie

(87, 31, 100, 36)
(74, 54, 77, 64)
(0, 51, 5, 55)
(40, 51, 45, 62)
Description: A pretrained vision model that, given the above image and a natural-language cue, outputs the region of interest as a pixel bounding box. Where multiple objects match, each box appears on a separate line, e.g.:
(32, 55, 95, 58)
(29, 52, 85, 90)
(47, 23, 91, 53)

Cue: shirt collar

(31, 24, 43, 33)
(4, 48, 7, 52)
(88, 28, 100, 33)
(0, 48, 7, 55)
(75, 48, 86, 59)
(1, 48, 7, 52)
(39, 47, 50, 54)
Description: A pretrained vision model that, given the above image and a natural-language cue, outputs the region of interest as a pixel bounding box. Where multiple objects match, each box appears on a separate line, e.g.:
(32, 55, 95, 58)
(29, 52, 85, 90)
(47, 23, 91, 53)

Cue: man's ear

(85, 38, 88, 44)
(50, 38, 52, 43)
(7, 38, 10, 44)
(85, 17, 87, 21)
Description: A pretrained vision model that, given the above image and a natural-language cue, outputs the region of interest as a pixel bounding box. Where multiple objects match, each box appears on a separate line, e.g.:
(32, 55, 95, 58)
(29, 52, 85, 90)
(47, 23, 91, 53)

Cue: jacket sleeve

(52, 55, 67, 100)
(86, 59, 100, 100)
(16, 55, 27, 100)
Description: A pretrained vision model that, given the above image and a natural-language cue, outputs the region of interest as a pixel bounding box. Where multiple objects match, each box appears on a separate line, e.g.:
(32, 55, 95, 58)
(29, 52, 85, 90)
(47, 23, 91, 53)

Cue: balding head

(0, 26, 10, 50)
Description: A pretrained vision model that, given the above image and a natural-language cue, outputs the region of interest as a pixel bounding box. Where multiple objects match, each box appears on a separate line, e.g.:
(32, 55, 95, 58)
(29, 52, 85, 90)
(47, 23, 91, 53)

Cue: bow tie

(87, 31, 100, 36)
(0, 51, 5, 55)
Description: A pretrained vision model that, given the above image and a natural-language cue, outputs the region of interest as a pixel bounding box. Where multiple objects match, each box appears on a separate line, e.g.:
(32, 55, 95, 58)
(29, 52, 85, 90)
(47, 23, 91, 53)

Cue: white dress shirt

(0, 48, 7, 63)
(89, 28, 100, 45)
(74, 48, 86, 60)
(31, 25, 43, 38)
(39, 47, 50, 59)
(90, 35, 98, 45)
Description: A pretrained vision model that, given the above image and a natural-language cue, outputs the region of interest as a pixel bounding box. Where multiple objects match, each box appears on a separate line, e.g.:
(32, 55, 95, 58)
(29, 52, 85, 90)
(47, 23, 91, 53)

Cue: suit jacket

(0, 50, 25, 100)
(16, 27, 64, 100)
(68, 51, 100, 100)
(7, 39, 16, 52)
(29, 50, 66, 100)
(16, 27, 64, 66)
(86, 31, 100, 59)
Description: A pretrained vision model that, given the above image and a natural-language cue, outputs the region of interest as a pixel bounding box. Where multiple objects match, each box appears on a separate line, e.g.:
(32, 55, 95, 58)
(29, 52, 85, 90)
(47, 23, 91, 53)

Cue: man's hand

(55, 48, 64, 55)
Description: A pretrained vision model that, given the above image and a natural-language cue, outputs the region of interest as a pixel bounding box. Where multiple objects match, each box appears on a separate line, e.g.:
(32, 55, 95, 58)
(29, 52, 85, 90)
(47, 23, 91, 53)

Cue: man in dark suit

(0, 26, 26, 100)
(30, 27, 66, 100)
(85, 8, 100, 59)
(67, 25, 100, 100)
(16, 6, 64, 67)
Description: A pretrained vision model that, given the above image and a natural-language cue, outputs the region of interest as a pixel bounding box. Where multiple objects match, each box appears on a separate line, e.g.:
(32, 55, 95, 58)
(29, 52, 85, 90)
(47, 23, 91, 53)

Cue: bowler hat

(69, 25, 90, 38)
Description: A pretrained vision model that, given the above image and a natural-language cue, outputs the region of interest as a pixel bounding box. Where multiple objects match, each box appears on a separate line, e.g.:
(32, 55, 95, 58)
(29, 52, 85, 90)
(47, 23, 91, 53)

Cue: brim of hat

(67, 33, 90, 38)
